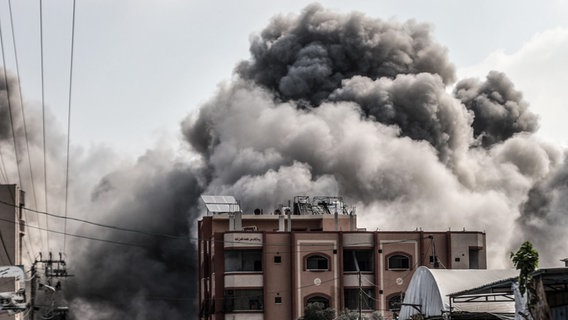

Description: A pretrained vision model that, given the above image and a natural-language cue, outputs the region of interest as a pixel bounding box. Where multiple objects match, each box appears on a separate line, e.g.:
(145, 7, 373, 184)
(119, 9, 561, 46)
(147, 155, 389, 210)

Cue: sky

(0, 0, 567, 265)
(2, 0, 568, 156)
(3, 1, 568, 318)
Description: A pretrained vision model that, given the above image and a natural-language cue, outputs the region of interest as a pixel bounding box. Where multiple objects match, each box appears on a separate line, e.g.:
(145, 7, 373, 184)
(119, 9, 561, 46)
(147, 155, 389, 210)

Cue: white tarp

(399, 266, 519, 319)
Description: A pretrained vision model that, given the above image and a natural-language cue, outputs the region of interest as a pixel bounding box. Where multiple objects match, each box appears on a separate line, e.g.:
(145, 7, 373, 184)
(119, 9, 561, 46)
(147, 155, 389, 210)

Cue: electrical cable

(39, 0, 49, 253)
(7, 0, 43, 262)
(0, 198, 197, 241)
(0, 11, 22, 189)
(7, 0, 39, 211)
(0, 215, 148, 249)
(63, 0, 77, 255)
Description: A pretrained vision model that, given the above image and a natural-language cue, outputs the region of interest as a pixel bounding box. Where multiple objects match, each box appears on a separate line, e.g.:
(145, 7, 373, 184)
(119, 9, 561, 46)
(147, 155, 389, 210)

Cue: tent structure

(399, 267, 519, 319)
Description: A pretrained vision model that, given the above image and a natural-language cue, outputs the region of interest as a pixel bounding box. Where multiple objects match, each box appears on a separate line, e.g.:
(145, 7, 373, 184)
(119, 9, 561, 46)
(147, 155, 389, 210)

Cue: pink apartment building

(198, 196, 487, 320)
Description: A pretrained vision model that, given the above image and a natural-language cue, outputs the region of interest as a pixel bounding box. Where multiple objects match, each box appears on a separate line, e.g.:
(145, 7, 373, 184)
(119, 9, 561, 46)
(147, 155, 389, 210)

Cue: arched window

(306, 295, 330, 309)
(306, 254, 329, 271)
(387, 254, 410, 270)
(387, 293, 404, 311)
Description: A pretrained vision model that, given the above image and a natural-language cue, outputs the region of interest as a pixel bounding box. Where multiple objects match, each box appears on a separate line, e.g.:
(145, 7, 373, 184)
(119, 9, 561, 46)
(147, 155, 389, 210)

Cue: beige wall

(292, 232, 340, 319)
(209, 213, 354, 233)
(199, 213, 487, 320)
(450, 232, 487, 269)
(263, 233, 292, 320)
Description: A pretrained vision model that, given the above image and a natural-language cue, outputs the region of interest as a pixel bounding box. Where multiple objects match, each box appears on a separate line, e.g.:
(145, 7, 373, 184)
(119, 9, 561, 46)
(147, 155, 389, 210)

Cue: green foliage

(336, 310, 384, 320)
(300, 302, 335, 320)
(336, 309, 359, 320)
(369, 311, 384, 320)
(510, 241, 539, 295)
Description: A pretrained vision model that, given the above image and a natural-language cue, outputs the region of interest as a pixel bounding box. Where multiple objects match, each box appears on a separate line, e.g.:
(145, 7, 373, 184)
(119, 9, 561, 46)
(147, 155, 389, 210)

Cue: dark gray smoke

(67, 149, 205, 319)
(330, 73, 472, 163)
(454, 71, 539, 147)
(14, 3, 563, 319)
(181, 3, 566, 270)
(236, 3, 456, 106)
(0, 69, 17, 140)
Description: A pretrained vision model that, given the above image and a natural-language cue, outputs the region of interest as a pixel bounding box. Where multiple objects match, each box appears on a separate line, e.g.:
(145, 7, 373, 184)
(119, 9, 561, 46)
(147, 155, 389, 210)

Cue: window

(225, 250, 262, 272)
(387, 254, 410, 270)
(275, 296, 282, 304)
(274, 255, 282, 263)
(224, 289, 263, 312)
(306, 254, 329, 271)
(344, 249, 374, 272)
(344, 288, 375, 310)
(387, 294, 404, 311)
(306, 295, 330, 309)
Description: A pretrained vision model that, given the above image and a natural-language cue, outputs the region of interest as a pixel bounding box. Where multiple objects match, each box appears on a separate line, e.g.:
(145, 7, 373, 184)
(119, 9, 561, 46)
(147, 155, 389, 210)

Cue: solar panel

(201, 195, 240, 213)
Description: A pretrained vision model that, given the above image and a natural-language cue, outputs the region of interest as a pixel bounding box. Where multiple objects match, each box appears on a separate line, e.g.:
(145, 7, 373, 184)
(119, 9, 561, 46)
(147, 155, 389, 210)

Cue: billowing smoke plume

(0, 69, 16, 140)
(2, 3, 559, 320)
(67, 149, 204, 319)
(182, 3, 564, 270)
(516, 155, 568, 263)
(236, 4, 455, 106)
(454, 71, 539, 147)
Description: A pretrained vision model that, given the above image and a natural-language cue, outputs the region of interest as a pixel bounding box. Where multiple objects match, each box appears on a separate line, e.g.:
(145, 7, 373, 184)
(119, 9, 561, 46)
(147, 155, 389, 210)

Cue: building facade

(0, 184, 26, 320)
(198, 196, 487, 320)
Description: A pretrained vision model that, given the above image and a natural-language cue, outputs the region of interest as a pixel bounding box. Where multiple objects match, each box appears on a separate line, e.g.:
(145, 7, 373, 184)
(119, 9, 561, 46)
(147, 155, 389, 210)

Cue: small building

(198, 195, 489, 320)
(0, 185, 26, 320)
(399, 266, 518, 320)
(400, 266, 568, 320)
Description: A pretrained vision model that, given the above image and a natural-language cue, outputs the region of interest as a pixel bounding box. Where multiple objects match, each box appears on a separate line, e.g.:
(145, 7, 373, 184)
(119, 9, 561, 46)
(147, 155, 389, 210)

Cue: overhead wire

(0, 11, 36, 270)
(7, 0, 43, 262)
(0, 6, 22, 189)
(0, 215, 147, 249)
(39, 0, 49, 253)
(63, 0, 77, 255)
(0, 199, 455, 257)
(7, 0, 39, 210)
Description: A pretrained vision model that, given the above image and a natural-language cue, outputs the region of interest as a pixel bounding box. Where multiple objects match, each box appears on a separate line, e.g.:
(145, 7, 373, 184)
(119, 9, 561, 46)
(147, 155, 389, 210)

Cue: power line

(39, 0, 49, 253)
(0, 10, 22, 189)
(63, 0, 77, 255)
(0, 198, 191, 240)
(7, 0, 40, 210)
(7, 0, 43, 260)
(0, 215, 148, 249)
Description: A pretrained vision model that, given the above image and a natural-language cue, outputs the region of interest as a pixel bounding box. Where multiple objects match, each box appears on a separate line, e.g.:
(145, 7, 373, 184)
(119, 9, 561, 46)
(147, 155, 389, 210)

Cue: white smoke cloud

(4, 4, 568, 319)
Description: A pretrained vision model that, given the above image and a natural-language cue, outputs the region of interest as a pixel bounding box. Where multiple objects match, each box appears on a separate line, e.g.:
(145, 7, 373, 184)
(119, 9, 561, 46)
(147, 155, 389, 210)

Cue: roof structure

(399, 267, 519, 320)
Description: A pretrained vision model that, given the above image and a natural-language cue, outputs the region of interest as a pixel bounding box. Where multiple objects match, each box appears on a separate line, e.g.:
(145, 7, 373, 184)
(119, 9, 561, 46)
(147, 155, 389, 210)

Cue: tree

(510, 241, 539, 318)
(336, 309, 359, 320)
(510, 241, 539, 295)
(300, 302, 335, 320)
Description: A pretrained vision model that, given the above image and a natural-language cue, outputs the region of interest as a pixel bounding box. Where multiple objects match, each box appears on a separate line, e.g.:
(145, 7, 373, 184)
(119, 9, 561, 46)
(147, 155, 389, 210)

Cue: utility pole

(30, 252, 71, 320)
(30, 263, 36, 320)
(429, 235, 439, 268)
(358, 270, 362, 320)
